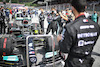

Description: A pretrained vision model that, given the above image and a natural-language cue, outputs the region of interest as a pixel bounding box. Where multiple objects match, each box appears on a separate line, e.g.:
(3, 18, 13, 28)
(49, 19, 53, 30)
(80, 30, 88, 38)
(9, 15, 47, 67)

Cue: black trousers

(0, 23, 6, 34)
(40, 20, 44, 32)
(46, 23, 51, 34)
(64, 55, 94, 67)
(46, 22, 57, 35)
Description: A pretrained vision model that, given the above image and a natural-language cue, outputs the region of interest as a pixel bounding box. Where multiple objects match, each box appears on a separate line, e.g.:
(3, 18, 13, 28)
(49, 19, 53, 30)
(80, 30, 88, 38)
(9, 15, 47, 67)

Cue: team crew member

(21, 10, 28, 17)
(0, 6, 6, 34)
(46, 13, 54, 34)
(91, 11, 98, 23)
(39, 8, 45, 33)
(5, 8, 10, 22)
(57, 0, 100, 67)
(46, 11, 57, 35)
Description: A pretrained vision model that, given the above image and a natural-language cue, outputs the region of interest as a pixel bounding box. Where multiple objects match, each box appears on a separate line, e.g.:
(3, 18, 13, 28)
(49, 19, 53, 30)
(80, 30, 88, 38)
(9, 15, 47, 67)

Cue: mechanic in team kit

(39, 8, 45, 33)
(46, 10, 58, 35)
(57, 0, 100, 67)
(0, 6, 6, 34)
(21, 10, 28, 17)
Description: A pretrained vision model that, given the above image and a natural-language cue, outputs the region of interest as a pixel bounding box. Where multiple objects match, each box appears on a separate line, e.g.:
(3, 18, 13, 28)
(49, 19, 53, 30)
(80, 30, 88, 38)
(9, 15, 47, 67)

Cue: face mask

(52, 11, 54, 13)
(1, 9, 3, 12)
(23, 12, 25, 13)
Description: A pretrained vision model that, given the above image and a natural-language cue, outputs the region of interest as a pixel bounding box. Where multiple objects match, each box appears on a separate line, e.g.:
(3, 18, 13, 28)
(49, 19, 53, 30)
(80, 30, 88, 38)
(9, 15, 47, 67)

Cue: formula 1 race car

(26, 35, 64, 67)
(0, 34, 64, 67)
(0, 34, 26, 67)
(15, 12, 31, 21)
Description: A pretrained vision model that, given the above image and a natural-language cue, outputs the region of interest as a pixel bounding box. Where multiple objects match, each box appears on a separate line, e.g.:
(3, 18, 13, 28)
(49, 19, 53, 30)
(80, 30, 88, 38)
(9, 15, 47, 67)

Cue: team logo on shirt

(80, 25, 94, 29)
(77, 32, 97, 39)
(78, 40, 94, 47)
(83, 19, 88, 23)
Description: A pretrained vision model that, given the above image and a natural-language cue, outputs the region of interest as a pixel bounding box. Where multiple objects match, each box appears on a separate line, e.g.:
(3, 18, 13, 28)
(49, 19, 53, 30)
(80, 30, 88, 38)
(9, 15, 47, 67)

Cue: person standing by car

(5, 8, 10, 34)
(5, 8, 10, 22)
(46, 11, 57, 35)
(91, 11, 98, 23)
(57, 0, 100, 67)
(0, 6, 6, 34)
(39, 8, 45, 33)
(10, 9, 12, 21)
(21, 10, 28, 17)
